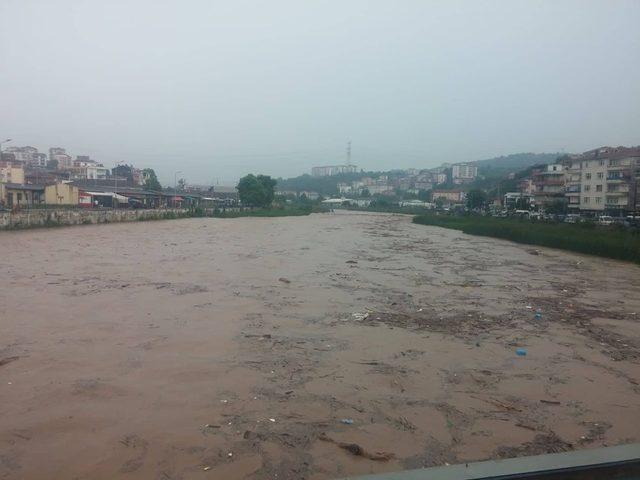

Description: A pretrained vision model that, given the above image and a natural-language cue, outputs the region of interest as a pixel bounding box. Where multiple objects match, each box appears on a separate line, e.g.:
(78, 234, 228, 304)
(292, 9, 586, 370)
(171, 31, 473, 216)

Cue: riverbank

(211, 205, 323, 218)
(413, 214, 640, 264)
(0, 207, 192, 230)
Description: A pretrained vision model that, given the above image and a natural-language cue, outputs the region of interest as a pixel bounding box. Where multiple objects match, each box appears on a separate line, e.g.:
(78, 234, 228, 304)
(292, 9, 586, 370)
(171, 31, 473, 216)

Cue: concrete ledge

(343, 443, 640, 480)
(0, 208, 191, 230)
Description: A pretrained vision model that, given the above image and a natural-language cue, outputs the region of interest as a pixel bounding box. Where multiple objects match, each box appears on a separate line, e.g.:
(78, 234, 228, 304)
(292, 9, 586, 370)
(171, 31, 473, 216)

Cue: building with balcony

(566, 146, 640, 215)
(531, 163, 567, 209)
(451, 163, 478, 184)
(49, 147, 73, 169)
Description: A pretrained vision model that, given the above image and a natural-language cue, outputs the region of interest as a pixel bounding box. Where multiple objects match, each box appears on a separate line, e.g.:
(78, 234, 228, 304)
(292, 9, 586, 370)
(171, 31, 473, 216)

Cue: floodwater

(1, 211, 639, 479)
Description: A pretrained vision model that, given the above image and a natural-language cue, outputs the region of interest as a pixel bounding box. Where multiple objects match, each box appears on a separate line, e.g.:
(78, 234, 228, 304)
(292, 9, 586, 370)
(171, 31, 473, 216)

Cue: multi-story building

(433, 172, 448, 184)
(49, 147, 73, 169)
(311, 164, 358, 177)
(367, 184, 394, 195)
(451, 163, 478, 184)
(432, 190, 466, 203)
(3, 146, 47, 167)
(414, 181, 433, 191)
(564, 157, 582, 211)
(337, 182, 352, 194)
(69, 156, 110, 180)
(504, 192, 533, 210)
(531, 164, 566, 209)
(0, 163, 25, 184)
(566, 146, 640, 215)
(131, 167, 144, 186)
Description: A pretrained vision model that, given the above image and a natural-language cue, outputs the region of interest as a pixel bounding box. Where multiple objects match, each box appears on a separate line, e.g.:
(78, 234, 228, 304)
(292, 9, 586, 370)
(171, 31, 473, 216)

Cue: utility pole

(114, 161, 123, 210)
(174, 171, 183, 209)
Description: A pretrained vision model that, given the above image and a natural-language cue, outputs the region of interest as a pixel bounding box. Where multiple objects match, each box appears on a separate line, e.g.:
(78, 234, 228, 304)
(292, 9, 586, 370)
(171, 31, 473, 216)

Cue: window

(584, 185, 591, 192)
(584, 197, 590, 204)
(596, 185, 602, 192)
(597, 172, 603, 179)
(17, 193, 22, 201)
(585, 173, 592, 180)
(607, 197, 619, 204)
(599, 160, 605, 166)
(595, 197, 602, 204)
(609, 159, 619, 166)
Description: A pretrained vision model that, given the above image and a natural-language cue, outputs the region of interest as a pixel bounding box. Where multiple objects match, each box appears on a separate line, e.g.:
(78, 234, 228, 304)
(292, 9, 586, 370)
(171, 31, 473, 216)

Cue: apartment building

(4, 146, 47, 167)
(49, 147, 73, 169)
(531, 164, 566, 208)
(432, 190, 466, 203)
(311, 164, 358, 177)
(69, 156, 110, 180)
(566, 146, 640, 215)
(451, 163, 478, 184)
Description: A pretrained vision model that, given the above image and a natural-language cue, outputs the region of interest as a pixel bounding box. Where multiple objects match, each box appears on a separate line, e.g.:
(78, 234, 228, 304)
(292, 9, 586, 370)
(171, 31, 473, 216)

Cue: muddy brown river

(1, 211, 639, 479)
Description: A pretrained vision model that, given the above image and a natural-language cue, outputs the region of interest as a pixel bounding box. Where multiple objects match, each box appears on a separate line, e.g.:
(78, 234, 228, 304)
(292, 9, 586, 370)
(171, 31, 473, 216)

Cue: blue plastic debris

(516, 348, 527, 356)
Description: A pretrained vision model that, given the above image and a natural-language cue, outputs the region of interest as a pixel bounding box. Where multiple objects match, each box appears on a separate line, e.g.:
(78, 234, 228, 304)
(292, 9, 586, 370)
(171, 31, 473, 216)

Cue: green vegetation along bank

(211, 205, 323, 218)
(412, 214, 640, 264)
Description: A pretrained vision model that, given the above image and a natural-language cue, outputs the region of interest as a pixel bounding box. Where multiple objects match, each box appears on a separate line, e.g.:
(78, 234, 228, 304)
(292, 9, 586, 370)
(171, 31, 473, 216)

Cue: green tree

(417, 189, 430, 201)
(143, 168, 162, 191)
(545, 199, 567, 214)
(112, 164, 133, 183)
(237, 174, 277, 207)
(466, 189, 487, 209)
(515, 197, 530, 210)
(370, 196, 392, 208)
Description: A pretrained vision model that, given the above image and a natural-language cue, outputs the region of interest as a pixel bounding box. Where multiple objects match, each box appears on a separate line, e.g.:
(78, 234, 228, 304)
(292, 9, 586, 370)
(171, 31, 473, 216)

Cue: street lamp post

(114, 161, 124, 210)
(174, 171, 182, 209)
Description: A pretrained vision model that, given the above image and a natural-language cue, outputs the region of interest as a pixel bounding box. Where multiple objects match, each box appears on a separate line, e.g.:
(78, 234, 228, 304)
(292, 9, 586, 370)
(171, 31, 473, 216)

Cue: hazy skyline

(1, 0, 639, 184)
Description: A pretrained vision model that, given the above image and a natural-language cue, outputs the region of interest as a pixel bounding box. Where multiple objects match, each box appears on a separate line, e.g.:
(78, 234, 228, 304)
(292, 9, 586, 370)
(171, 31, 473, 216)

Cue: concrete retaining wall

(0, 208, 191, 230)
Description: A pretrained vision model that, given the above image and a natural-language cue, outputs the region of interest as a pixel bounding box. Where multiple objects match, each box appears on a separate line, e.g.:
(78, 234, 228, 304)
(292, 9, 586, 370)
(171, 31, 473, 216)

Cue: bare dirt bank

(1, 211, 639, 479)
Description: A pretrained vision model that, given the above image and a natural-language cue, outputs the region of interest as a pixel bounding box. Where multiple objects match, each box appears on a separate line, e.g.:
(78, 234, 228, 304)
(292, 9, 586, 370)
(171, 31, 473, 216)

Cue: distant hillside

(473, 152, 563, 174)
(277, 171, 383, 196)
(277, 152, 565, 195)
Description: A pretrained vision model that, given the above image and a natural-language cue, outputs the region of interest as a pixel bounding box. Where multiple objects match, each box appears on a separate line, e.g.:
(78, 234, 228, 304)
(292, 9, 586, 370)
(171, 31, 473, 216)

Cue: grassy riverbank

(413, 214, 640, 264)
(211, 205, 324, 218)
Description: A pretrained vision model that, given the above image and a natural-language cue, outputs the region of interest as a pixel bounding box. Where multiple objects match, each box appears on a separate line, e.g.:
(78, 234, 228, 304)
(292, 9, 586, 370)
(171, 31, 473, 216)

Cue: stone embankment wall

(0, 208, 191, 230)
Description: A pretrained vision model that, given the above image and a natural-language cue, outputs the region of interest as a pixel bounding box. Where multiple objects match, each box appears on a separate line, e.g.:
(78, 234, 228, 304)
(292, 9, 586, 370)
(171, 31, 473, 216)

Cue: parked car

(597, 215, 614, 226)
(564, 214, 581, 224)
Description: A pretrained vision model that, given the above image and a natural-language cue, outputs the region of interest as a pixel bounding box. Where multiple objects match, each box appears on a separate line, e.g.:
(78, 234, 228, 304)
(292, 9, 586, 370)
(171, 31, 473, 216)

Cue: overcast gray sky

(1, 0, 639, 184)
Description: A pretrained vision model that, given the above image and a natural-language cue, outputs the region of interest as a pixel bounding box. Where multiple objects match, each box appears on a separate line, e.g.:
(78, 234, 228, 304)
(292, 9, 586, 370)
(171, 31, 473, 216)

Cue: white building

(86, 165, 109, 180)
(451, 163, 478, 184)
(4, 146, 47, 167)
(311, 164, 358, 177)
